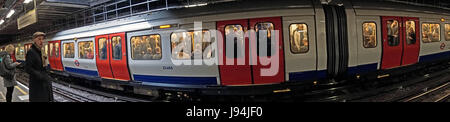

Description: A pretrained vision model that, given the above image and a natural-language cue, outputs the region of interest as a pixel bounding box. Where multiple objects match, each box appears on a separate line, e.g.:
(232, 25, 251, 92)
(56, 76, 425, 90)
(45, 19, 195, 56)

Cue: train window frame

(98, 37, 108, 60)
(445, 23, 450, 41)
(63, 42, 75, 58)
(405, 20, 417, 45)
(130, 34, 162, 60)
(289, 23, 309, 54)
(386, 20, 400, 46)
(55, 42, 60, 58)
(224, 24, 245, 58)
(170, 30, 214, 60)
(77, 41, 95, 59)
(421, 23, 441, 43)
(255, 22, 276, 57)
(111, 36, 122, 60)
(49, 43, 54, 57)
(362, 22, 377, 48)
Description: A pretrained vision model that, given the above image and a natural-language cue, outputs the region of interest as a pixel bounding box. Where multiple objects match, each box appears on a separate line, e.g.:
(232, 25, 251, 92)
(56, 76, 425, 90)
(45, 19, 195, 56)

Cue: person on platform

(25, 32, 54, 102)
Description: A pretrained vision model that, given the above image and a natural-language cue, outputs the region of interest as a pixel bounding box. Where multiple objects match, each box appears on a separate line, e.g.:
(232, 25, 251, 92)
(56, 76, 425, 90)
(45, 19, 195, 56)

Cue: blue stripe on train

(133, 74, 217, 85)
(64, 67, 99, 77)
(289, 63, 378, 81)
(419, 51, 450, 63)
(347, 63, 378, 75)
(289, 70, 327, 81)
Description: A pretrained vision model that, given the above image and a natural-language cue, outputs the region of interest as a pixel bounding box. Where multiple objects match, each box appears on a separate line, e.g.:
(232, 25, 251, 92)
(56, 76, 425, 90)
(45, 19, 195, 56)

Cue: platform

(0, 77, 29, 102)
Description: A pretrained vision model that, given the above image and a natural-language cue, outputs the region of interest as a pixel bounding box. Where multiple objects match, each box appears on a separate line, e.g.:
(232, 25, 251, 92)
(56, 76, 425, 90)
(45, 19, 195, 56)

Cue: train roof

(51, 0, 450, 41)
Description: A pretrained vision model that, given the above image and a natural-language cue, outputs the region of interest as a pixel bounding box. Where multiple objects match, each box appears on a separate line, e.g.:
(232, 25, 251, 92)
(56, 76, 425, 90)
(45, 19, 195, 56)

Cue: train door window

(55, 42, 60, 57)
(15, 47, 20, 59)
(63, 42, 75, 58)
(405, 21, 416, 45)
(445, 24, 450, 41)
(171, 32, 192, 60)
(422, 23, 441, 43)
(256, 22, 276, 57)
(224, 25, 245, 58)
(78, 41, 94, 59)
(18, 46, 24, 60)
(111, 36, 122, 60)
(131, 34, 162, 60)
(362, 22, 377, 48)
(387, 20, 400, 46)
(98, 38, 107, 60)
(49, 43, 54, 57)
(44, 44, 48, 56)
(193, 30, 213, 59)
(290, 24, 309, 52)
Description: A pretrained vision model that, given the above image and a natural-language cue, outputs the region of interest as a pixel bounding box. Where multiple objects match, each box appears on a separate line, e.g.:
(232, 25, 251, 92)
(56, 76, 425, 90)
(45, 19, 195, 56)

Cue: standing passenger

(25, 32, 54, 102)
(1, 45, 21, 102)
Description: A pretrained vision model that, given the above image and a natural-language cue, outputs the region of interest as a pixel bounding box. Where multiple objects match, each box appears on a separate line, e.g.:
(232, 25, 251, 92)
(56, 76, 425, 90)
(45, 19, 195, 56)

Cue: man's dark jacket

(25, 44, 53, 102)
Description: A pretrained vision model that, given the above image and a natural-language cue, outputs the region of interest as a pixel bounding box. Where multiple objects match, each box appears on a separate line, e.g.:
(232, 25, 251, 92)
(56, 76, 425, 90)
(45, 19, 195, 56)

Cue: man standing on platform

(25, 32, 54, 102)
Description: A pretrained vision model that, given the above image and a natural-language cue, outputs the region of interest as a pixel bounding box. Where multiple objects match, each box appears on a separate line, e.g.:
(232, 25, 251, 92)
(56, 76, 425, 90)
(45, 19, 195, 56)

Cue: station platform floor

(0, 78, 29, 102)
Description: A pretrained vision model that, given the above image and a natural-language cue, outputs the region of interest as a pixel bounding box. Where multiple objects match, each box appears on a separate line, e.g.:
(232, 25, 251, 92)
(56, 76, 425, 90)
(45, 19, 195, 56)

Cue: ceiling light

(6, 10, 15, 18)
(24, 0, 33, 4)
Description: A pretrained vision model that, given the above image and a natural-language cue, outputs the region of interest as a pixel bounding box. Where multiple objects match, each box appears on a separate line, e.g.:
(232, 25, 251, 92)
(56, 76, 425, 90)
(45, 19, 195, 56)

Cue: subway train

(4, 0, 450, 97)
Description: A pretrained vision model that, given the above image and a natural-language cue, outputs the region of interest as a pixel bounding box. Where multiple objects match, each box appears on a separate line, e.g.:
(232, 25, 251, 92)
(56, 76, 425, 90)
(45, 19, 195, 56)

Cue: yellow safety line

(15, 86, 28, 95)
(0, 92, 5, 100)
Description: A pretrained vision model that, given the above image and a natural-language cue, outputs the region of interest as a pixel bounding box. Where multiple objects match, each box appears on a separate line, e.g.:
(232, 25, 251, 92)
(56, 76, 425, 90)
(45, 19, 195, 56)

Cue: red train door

(218, 19, 252, 85)
(249, 17, 285, 84)
(55, 41, 63, 71)
(109, 33, 130, 81)
(95, 33, 130, 81)
(218, 17, 285, 85)
(48, 42, 55, 70)
(381, 16, 403, 69)
(48, 41, 64, 71)
(96, 35, 114, 79)
(401, 17, 420, 66)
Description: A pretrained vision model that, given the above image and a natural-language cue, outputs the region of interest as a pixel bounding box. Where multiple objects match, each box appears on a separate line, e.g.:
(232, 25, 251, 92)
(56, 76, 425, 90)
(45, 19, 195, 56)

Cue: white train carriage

(5, 0, 450, 96)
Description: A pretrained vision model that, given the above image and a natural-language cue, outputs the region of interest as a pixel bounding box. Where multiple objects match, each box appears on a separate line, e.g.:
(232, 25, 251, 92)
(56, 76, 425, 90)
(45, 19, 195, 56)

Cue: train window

(193, 30, 213, 59)
(171, 30, 213, 60)
(256, 22, 276, 56)
(445, 24, 450, 41)
(63, 42, 75, 58)
(131, 34, 162, 60)
(19, 46, 25, 60)
(422, 23, 441, 43)
(290, 24, 309, 53)
(15, 46, 24, 60)
(55, 42, 60, 57)
(405, 21, 416, 45)
(387, 20, 400, 46)
(78, 41, 94, 59)
(43, 44, 48, 58)
(171, 32, 193, 60)
(362, 22, 377, 48)
(111, 36, 122, 60)
(225, 25, 245, 58)
(24, 45, 28, 55)
(49, 43, 54, 57)
(98, 38, 107, 60)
